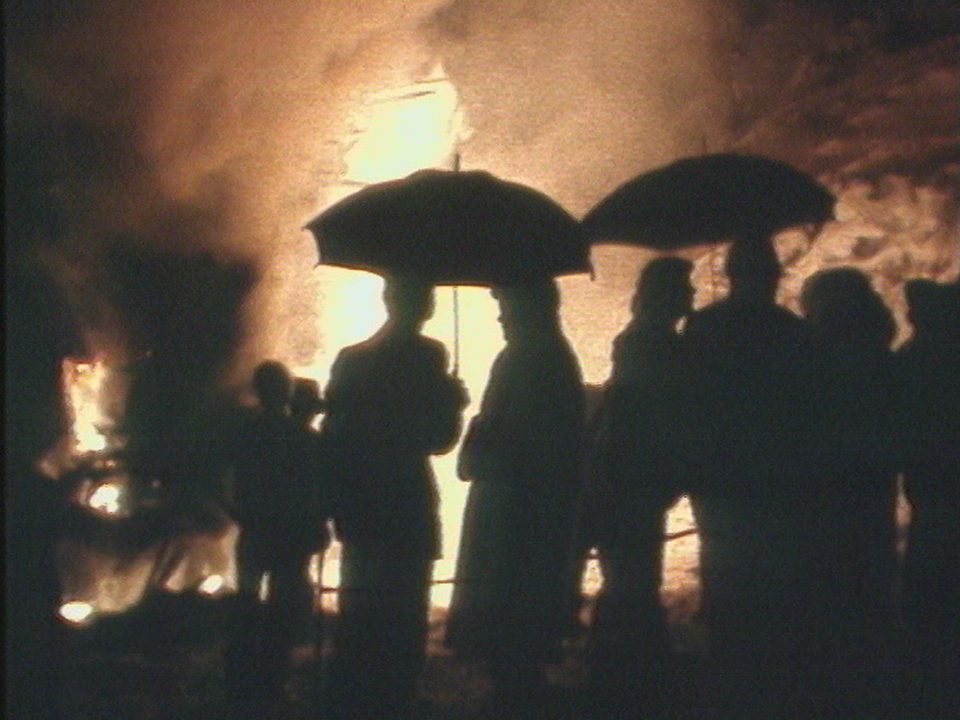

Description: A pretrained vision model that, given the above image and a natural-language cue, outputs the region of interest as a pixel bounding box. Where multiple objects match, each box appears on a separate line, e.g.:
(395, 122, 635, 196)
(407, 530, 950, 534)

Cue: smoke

(8, 0, 440, 366)
(6, 0, 958, 397)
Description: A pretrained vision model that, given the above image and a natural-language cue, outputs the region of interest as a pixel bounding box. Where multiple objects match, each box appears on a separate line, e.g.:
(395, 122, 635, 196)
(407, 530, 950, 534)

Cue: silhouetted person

(227, 360, 305, 720)
(800, 267, 900, 712)
(322, 275, 467, 720)
(233, 361, 303, 596)
(288, 377, 331, 646)
(588, 256, 695, 717)
(447, 279, 586, 716)
(895, 278, 960, 713)
(684, 238, 825, 717)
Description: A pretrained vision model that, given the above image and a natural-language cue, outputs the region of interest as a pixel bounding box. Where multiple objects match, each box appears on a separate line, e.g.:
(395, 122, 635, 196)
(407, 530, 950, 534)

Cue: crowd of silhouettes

(213, 250, 958, 720)
(214, 253, 960, 720)
(16, 240, 955, 720)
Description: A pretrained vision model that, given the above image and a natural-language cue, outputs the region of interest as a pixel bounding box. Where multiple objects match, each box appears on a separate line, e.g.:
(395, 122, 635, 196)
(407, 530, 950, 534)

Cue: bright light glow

(257, 572, 271, 603)
(88, 483, 122, 515)
(581, 557, 605, 598)
(308, 552, 322, 586)
(319, 542, 341, 614)
(198, 574, 225, 596)
(59, 600, 95, 625)
(63, 357, 111, 453)
(661, 495, 700, 613)
(337, 63, 470, 189)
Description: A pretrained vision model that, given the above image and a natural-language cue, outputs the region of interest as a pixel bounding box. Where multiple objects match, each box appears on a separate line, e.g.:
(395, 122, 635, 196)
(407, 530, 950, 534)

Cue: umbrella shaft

(453, 286, 460, 377)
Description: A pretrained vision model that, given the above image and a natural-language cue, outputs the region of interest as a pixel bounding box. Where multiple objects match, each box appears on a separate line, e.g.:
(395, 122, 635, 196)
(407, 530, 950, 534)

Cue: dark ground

(49, 588, 957, 720)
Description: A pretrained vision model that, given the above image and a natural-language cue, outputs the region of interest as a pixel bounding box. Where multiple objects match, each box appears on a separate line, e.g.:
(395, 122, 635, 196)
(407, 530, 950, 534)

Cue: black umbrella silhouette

(305, 167, 591, 371)
(582, 153, 836, 249)
(306, 168, 590, 286)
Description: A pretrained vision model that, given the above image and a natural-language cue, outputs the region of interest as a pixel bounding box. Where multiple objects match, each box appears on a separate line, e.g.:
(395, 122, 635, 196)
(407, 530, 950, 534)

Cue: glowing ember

(198, 574, 226, 596)
(58, 600, 96, 625)
(258, 572, 271, 603)
(319, 542, 342, 614)
(88, 483, 123, 516)
(581, 557, 605, 598)
(661, 495, 700, 601)
(63, 357, 112, 454)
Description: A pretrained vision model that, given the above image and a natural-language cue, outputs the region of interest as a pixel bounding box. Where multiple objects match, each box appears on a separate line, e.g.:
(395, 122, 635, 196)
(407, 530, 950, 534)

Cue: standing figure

(228, 359, 312, 719)
(895, 279, 960, 713)
(446, 279, 586, 714)
(232, 361, 305, 599)
(684, 239, 825, 716)
(322, 275, 467, 720)
(288, 377, 331, 647)
(589, 256, 694, 716)
(800, 267, 900, 712)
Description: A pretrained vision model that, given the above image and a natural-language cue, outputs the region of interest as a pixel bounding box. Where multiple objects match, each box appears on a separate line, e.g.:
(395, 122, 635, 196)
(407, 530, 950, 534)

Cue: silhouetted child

(226, 360, 304, 719)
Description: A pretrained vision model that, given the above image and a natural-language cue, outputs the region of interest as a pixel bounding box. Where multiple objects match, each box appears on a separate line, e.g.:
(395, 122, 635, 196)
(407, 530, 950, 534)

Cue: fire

(198, 574, 226, 596)
(58, 600, 96, 625)
(257, 572, 272, 603)
(63, 357, 113, 454)
(336, 63, 470, 191)
(87, 482, 123, 516)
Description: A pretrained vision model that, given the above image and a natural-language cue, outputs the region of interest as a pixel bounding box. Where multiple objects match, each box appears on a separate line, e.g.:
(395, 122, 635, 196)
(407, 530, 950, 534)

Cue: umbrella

(582, 153, 836, 249)
(305, 167, 591, 373)
(305, 168, 591, 287)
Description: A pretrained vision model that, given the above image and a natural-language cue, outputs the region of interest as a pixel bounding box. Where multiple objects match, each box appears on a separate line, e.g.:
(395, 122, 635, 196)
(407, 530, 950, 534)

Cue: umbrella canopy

(582, 153, 836, 250)
(305, 168, 591, 287)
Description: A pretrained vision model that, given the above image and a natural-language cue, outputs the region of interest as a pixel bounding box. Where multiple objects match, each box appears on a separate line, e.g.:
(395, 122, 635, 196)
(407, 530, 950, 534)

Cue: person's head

(800, 267, 895, 347)
(290, 377, 323, 425)
(252, 360, 293, 413)
(725, 239, 782, 301)
(383, 274, 435, 332)
(631, 256, 695, 323)
(492, 279, 561, 343)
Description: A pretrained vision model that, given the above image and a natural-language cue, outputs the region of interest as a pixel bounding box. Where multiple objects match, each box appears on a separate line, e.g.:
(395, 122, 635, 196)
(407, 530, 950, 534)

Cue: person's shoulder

(685, 300, 730, 333)
(689, 298, 731, 319)
(414, 333, 444, 351)
(415, 334, 449, 364)
(772, 304, 815, 340)
(335, 338, 374, 361)
(329, 338, 378, 377)
(770, 303, 804, 323)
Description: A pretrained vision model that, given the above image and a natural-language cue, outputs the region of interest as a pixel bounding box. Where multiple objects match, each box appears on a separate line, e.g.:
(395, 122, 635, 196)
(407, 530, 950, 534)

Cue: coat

(322, 327, 466, 560)
(446, 328, 586, 662)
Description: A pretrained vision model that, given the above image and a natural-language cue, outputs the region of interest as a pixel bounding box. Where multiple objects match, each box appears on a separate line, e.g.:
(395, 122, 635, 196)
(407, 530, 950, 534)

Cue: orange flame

(63, 357, 112, 454)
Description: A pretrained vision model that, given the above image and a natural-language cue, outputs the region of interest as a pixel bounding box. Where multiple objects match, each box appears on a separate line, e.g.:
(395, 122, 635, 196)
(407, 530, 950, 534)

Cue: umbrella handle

(452, 286, 460, 378)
